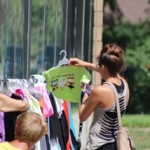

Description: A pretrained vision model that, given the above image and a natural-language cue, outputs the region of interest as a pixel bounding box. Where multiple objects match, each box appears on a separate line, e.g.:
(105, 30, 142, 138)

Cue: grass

(72, 106, 150, 150)
(122, 114, 150, 127)
(122, 114, 150, 150)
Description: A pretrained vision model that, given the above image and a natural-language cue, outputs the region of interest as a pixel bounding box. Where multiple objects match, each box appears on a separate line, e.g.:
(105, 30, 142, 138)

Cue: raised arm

(0, 93, 29, 112)
(69, 58, 99, 72)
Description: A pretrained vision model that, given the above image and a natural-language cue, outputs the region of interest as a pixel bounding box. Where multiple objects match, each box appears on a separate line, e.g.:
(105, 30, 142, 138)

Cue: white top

(86, 79, 127, 150)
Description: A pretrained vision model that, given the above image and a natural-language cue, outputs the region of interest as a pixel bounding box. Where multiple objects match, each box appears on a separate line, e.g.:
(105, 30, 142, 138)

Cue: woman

(0, 93, 29, 112)
(69, 43, 129, 150)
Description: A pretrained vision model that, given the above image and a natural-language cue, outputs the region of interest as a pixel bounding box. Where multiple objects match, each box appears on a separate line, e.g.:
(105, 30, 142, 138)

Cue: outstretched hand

(68, 58, 86, 67)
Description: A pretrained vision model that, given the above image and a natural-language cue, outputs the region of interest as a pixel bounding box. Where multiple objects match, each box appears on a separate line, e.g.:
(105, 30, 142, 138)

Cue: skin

(69, 58, 129, 122)
(0, 93, 29, 112)
(9, 140, 32, 150)
(9, 140, 35, 150)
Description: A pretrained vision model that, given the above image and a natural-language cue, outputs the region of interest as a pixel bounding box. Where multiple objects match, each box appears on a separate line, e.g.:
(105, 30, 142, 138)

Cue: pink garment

(0, 112, 5, 142)
(34, 84, 54, 118)
(15, 89, 25, 100)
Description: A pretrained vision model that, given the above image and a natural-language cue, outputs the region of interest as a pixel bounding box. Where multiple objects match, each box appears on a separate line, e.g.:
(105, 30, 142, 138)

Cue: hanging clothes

(34, 84, 54, 118)
(4, 94, 22, 141)
(48, 93, 69, 150)
(0, 112, 5, 142)
(68, 102, 77, 150)
(43, 66, 91, 103)
(29, 74, 54, 118)
(63, 101, 76, 150)
(1, 77, 77, 150)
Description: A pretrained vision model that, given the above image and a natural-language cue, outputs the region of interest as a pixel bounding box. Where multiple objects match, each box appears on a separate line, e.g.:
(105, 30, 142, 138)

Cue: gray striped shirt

(86, 79, 127, 150)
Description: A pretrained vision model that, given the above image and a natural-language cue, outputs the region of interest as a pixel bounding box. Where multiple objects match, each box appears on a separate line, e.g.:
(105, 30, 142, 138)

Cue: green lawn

(72, 107, 150, 150)
(123, 115, 150, 150)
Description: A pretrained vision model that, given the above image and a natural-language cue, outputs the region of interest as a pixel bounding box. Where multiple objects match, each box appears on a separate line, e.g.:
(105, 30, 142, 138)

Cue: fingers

(68, 58, 79, 66)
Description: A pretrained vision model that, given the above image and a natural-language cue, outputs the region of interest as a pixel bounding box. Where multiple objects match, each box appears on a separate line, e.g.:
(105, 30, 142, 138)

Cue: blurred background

(0, 0, 150, 149)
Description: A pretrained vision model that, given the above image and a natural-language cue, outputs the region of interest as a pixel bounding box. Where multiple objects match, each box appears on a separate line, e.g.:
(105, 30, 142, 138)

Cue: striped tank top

(86, 79, 127, 150)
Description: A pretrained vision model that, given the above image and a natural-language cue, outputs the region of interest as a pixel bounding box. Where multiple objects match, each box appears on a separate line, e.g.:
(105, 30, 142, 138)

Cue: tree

(103, 20, 150, 113)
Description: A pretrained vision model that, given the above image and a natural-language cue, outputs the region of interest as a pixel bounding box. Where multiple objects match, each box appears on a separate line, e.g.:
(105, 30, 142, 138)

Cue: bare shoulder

(93, 85, 113, 95)
(91, 85, 114, 107)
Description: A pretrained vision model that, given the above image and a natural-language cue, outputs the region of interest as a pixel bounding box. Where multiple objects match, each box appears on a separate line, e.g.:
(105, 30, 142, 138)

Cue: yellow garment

(43, 66, 91, 102)
(0, 142, 21, 150)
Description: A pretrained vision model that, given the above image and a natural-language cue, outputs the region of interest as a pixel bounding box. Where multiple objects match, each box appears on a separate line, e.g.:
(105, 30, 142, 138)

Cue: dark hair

(97, 43, 125, 76)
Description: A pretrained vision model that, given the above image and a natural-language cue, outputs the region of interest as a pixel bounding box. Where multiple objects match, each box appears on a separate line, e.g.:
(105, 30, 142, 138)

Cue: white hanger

(56, 50, 68, 67)
(29, 74, 46, 85)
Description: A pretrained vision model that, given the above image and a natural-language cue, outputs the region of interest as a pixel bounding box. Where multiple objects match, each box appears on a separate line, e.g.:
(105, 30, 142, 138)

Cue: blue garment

(68, 102, 77, 150)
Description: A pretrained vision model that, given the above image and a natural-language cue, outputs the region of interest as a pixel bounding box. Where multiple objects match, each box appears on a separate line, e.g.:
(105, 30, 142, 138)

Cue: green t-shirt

(43, 66, 91, 102)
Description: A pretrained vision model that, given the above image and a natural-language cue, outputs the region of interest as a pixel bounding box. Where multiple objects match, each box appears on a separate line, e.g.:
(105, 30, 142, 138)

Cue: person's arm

(0, 93, 29, 112)
(79, 87, 101, 122)
(69, 58, 100, 72)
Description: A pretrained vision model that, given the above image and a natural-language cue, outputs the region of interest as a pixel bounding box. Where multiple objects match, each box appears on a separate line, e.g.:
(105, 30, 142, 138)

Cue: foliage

(31, 0, 63, 49)
(103, 21, 150, 113)
(0, 0, 23, 44)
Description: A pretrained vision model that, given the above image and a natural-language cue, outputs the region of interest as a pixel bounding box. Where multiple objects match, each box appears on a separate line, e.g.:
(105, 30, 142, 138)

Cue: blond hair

(15, 112, 47, 144)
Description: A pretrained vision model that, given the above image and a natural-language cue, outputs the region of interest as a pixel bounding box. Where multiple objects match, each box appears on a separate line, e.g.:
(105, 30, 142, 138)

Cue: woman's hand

(69, 58, 99, 72)
(68, 58, 86, 67)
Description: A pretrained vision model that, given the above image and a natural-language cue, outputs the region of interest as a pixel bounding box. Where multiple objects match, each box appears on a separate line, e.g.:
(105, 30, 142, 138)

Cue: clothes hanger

(0, 79, 8, 93)
(28, 76, 44, 99)
(29, 74, 46, 85)
(6, 79, 16, 95)
(56, 50, 68, 67)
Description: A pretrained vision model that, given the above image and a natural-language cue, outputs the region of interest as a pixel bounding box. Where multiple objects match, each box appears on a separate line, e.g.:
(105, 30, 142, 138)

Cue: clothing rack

(0, 75, 77, 150)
